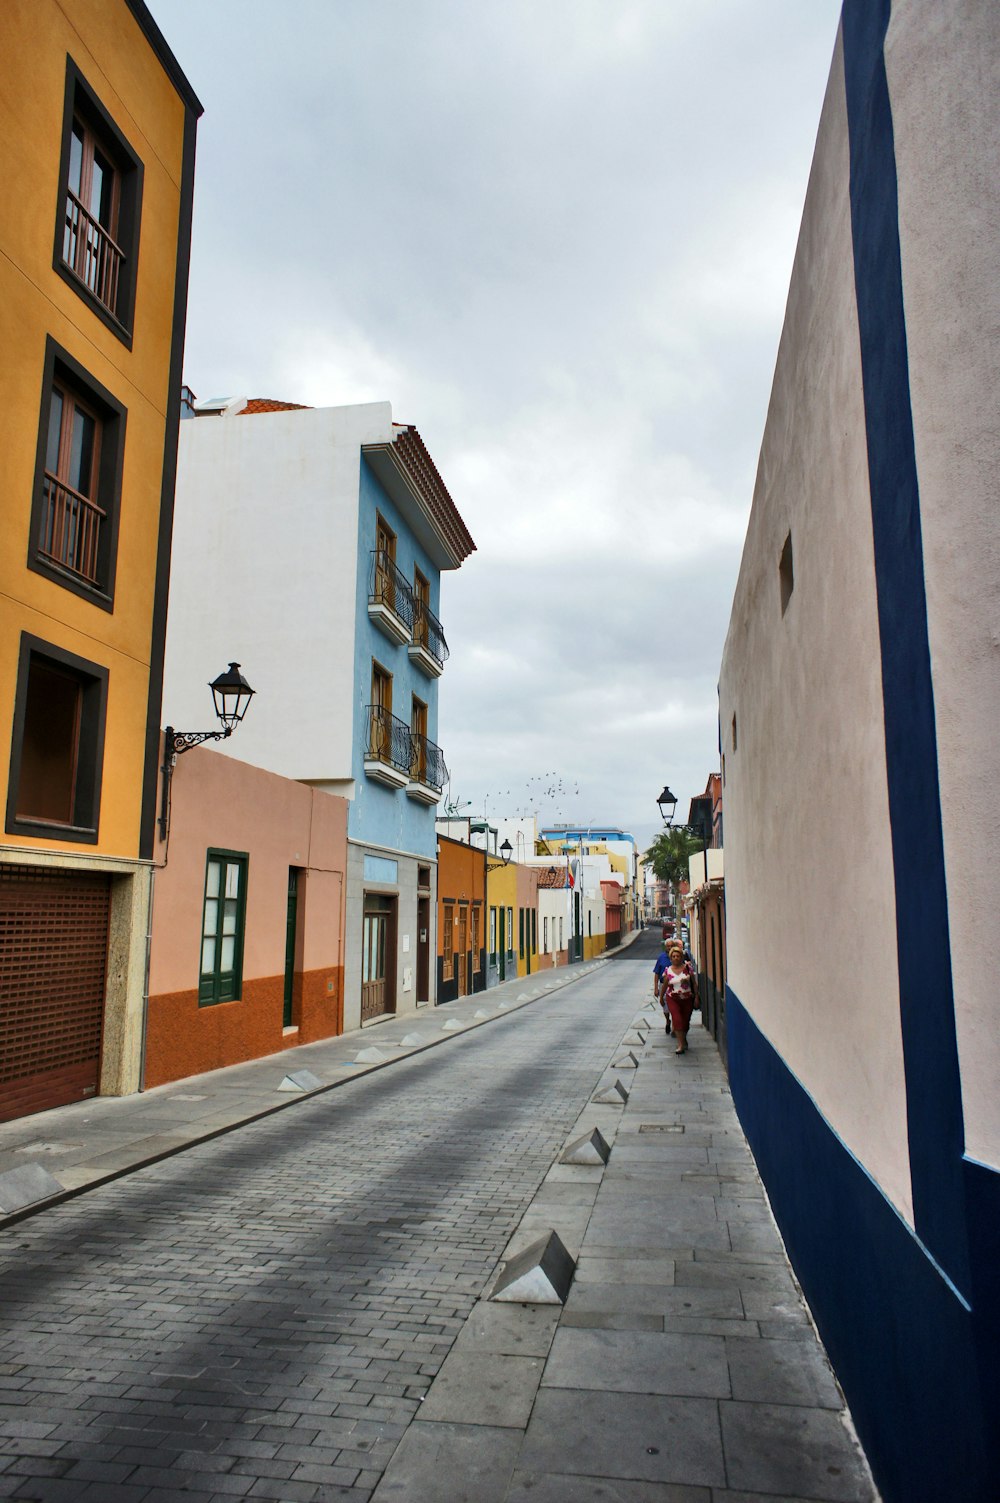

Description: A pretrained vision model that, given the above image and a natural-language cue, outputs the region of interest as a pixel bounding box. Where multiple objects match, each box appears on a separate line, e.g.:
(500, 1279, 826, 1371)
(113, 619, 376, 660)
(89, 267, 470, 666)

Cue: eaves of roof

(362, 425, 475, 571)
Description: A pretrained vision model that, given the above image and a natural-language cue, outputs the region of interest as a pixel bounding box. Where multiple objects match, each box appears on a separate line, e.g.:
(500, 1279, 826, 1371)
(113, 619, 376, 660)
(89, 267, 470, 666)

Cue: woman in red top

(659, 944, 696, 1055)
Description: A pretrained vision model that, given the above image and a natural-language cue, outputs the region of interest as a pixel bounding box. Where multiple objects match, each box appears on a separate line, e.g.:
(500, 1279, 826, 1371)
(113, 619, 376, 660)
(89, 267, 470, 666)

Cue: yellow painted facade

(0, 0, 196, 859)
(0, 0, 200, 1119)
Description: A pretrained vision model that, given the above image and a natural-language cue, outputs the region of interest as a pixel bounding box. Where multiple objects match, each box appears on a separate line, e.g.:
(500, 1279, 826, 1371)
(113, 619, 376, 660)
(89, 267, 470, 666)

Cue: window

(471, 903, 481, 962)
(413, 567, 430, 647)
(443, 903, 454, 979)
(506, 907, 514, 955)
(29, 340, 125, 608)
(6, 635, 108, 842)
(199, 851, 248, 1005)
(559, 917, 564, 951)
(54, 60, 143, 341)
(531, 910, 537, 954)
(368, 660, 393, 760)
(411, 695, 428, 782)
(543, 916, 549, 953)
(373, 512, 398, 611)
(489, 906, 497, 962)
(518, 908, 525, 960)
(779, 531, 794, 615)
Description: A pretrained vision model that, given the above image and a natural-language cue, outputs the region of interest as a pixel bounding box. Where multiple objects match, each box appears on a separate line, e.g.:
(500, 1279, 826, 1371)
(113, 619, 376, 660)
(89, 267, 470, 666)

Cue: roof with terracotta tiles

(239, 398, 312, 415)
(389, 424, 476, 564)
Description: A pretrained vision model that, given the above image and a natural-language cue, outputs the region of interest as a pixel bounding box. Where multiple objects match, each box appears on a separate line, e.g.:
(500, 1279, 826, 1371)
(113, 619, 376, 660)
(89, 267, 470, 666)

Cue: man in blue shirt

(653, 941, 672, 1033)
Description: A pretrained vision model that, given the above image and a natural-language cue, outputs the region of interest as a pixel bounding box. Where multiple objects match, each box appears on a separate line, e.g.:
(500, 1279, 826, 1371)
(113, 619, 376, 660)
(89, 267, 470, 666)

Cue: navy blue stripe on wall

(841, 0, 969, 1292)
(727, 988, 990, 1503)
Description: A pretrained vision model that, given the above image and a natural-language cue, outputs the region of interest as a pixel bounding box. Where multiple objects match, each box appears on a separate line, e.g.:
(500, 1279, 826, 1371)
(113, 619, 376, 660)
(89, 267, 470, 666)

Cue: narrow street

(0, 947, 653, 1500)
(0, 939, 874, 1502)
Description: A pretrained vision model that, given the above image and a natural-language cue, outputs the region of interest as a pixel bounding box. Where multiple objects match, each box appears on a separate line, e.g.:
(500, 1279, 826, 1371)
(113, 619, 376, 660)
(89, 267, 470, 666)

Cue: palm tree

(642, 828, 703, 889)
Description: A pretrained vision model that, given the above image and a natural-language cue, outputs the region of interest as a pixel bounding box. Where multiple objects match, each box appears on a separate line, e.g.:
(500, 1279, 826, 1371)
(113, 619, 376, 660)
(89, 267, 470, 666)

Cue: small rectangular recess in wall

(779, 531, 794, 615)
(731, 713, 737, 751)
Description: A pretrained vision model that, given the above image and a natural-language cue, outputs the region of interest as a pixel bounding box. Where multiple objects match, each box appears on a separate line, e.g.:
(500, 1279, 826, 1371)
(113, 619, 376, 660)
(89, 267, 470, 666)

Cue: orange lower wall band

(144, 965, 344, 1088)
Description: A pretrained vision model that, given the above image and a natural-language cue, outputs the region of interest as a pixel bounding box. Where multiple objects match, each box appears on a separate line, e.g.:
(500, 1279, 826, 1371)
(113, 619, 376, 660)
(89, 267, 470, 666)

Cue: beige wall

(886, 1, 1000, 1169)
(718, 32, 913, 1222)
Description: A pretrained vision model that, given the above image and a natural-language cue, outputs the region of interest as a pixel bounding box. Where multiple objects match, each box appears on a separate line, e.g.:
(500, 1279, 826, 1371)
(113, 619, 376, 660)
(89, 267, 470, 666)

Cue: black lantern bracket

(159, 663, 256, 840)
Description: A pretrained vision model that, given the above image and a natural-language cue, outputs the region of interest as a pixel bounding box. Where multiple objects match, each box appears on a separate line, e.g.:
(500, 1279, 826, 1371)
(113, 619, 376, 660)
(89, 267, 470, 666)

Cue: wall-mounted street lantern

(159, 663, 256, 839)
(499, 838, 513, 866)
(656, 785, 678, 826)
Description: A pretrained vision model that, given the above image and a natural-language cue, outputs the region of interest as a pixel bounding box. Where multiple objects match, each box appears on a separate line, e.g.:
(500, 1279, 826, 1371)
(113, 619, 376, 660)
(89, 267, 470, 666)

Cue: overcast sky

(149, 0, 842, 857)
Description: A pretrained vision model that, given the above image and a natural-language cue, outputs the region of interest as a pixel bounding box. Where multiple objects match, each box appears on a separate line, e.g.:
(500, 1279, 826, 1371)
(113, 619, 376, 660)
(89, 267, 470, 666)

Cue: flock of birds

(444, 772, 582, 821)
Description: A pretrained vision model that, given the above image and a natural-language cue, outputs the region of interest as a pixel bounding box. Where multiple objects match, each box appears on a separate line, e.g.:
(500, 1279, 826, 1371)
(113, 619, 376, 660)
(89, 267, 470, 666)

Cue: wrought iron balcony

(368, 551, 414, 643)
(38, 472, 106, 587)
(409, 599, 450, 677)
(364, 704, 412, 787)
(62, 190, 124, 318)
(408, 731, 448, 798)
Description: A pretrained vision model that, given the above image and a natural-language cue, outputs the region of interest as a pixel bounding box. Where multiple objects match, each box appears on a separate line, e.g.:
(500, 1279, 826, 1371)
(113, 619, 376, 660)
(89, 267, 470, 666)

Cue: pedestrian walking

(660, 943, 696, 1054)
(653, 940, 673, 1034)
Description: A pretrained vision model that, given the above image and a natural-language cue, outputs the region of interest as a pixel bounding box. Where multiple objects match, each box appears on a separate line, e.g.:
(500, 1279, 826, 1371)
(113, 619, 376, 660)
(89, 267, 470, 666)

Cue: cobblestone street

(0, 957, 645, 1501)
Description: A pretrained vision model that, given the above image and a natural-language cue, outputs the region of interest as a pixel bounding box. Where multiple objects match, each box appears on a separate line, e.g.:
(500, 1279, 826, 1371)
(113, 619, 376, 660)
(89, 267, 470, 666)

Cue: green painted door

(283, 868, 298, 1027)
(499, 905, 506, 981)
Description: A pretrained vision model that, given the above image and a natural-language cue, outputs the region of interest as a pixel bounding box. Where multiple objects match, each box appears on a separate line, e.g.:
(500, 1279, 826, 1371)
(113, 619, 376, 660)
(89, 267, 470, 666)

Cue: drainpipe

(138, 866, 155, 1092)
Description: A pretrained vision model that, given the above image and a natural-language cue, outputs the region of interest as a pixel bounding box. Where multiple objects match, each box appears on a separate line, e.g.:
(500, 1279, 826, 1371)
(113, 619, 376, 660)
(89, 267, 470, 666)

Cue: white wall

(718, 30, 912, 1220)
(886, 1, 1000, 1169)
(164, 402, 393, 784)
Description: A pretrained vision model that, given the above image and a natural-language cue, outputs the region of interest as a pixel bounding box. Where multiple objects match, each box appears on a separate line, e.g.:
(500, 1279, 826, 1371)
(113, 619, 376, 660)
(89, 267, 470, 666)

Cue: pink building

(145, 743, 347, 1087)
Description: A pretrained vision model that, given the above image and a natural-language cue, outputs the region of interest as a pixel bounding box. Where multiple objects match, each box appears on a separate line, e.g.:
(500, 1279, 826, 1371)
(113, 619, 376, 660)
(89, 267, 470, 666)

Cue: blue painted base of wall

(726, 985, 999, 1503)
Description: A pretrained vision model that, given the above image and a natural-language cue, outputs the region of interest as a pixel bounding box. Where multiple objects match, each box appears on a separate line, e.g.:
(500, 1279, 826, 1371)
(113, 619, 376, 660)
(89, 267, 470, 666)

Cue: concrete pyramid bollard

(442, 1019, 464, 1030)
(611, 1051, 640, 1069)
(621, 1032, 645, 1046)
(474, 1009, 490, 1018)
(354, 1047, 390, 1065)
(592, 1078, 630, 1105)
(491, 1230, 576, 1305)
(560, 1128, 611, 1166)
(400, 1033, 424, 1046)
(278, 1069, 323, 1092)
(0, 1163, 64, 1214)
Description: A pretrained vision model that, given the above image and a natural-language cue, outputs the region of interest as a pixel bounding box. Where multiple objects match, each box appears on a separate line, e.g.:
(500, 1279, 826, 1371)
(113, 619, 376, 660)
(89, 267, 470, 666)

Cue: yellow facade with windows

(0, 0, 200, 1121)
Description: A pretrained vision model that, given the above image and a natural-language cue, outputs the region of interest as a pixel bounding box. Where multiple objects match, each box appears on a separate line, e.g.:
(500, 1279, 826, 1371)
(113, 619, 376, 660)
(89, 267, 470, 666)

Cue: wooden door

(361, 893, 395, 1021)
(456, 907, 468, 996)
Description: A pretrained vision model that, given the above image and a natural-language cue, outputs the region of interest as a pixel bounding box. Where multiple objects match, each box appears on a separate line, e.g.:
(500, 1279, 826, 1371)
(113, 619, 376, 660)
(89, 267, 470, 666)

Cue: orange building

(436, 834, 486, 1001)
(0, 1, 200, 1120)
(145, 746, 347, 1088)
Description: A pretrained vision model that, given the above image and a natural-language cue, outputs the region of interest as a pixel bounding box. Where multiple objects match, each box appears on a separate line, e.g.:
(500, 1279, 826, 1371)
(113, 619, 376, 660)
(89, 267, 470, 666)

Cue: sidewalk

(370, 987, 878, 1502)
(0, 944, 632, 1223)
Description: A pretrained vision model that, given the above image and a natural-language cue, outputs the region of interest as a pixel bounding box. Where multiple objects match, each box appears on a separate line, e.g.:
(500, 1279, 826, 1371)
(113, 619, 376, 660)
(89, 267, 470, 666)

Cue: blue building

(164, 397, 475, 1029)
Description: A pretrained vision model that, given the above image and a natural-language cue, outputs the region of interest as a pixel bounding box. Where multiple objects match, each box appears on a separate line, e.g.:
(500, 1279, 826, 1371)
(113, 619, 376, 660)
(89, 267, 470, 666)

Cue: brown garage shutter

(0, 864, 110, 1123)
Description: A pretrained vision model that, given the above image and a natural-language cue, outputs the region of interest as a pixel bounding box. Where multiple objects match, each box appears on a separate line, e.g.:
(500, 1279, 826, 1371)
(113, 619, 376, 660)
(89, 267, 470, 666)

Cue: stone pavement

(0, 935, 877, 1501)
(0, 951, 626, 1219)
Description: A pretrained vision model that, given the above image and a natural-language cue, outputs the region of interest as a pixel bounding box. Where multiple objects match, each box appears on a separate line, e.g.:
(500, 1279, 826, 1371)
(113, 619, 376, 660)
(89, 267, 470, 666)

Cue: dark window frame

(198, 849, 249, 1007)
(53, 57, 144, 345)
(5, 634, 109, 844)
(28, 338, 126, 611)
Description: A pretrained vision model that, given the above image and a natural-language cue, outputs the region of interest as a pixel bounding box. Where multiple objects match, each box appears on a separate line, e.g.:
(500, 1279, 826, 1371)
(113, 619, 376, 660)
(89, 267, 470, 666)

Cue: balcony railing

(366, 705, 412, 777)
(409, 731, 448, 793)
(62, 190, 123, 317)
(38, 472, 105, 586)
(369, 551, 414, 631)
(412, 599, 449, 668)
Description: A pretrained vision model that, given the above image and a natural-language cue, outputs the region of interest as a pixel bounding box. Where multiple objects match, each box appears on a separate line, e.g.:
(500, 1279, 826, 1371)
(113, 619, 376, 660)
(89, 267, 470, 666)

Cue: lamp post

(499, 838, 513, 866)
(159, 663, 256, 839)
